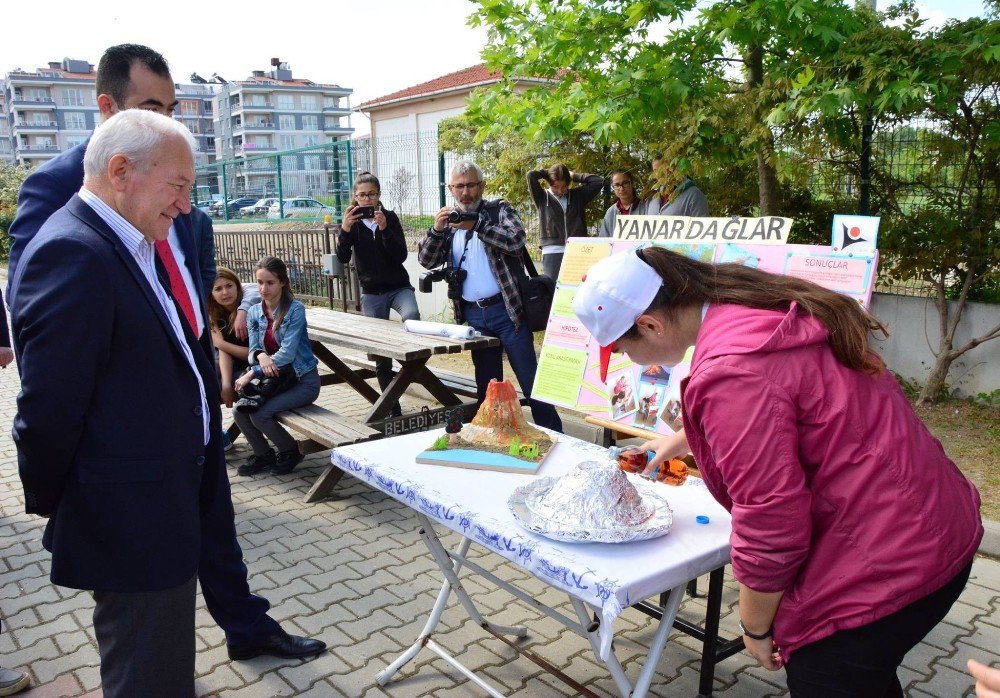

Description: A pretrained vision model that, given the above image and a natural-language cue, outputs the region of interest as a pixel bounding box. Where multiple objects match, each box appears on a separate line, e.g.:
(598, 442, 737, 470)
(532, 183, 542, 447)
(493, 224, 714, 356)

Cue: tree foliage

(465, 0, 1000, 401)
(0, 162, 31, 259)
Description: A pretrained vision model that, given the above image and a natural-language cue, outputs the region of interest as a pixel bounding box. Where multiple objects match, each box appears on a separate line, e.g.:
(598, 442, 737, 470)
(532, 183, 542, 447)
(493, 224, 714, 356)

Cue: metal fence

(213, 225, 361, 310)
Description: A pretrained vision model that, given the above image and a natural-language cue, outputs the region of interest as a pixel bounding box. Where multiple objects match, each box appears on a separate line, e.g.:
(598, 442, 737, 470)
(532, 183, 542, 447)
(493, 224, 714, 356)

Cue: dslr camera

(419, 266, 468, 300)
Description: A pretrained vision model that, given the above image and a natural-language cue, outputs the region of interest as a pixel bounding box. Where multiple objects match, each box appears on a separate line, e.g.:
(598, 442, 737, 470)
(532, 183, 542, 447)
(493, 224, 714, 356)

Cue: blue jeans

(361, 287, 420, 416)
(463, 301, 562, 432)
(231, 368, 321, 454)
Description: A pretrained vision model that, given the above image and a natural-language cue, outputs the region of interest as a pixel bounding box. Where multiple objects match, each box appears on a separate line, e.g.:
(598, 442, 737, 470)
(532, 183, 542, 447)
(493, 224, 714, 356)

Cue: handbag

(234, 363, 298, 413)
(518, 250, 555, 333)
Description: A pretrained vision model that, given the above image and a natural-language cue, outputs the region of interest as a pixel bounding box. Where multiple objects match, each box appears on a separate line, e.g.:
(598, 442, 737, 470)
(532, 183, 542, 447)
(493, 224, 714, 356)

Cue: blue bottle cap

(696, 515, 710, 525)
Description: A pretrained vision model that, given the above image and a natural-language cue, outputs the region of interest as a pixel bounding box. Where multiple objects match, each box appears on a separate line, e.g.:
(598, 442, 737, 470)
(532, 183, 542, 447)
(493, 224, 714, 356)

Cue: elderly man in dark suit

(8, 44, 324, 675)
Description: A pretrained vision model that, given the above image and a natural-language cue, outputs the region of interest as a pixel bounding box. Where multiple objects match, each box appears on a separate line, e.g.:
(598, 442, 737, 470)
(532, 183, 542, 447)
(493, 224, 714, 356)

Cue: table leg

(376, 535, 473, 687)
(311, 341, 380, 403)
(410, 363, 464, 407)
(302, 467, 345, 504)
(698, 567, 726, 698)
(364, 359, 428, 423)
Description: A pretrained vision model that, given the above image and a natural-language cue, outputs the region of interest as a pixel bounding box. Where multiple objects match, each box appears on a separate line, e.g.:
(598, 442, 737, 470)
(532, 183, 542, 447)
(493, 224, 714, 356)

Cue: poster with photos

(533, 222, 879, 436)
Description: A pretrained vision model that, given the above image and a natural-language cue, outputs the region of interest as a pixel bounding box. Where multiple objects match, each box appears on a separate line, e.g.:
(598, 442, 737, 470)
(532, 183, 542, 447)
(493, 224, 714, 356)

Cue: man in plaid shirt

(417, 161, 562, 432)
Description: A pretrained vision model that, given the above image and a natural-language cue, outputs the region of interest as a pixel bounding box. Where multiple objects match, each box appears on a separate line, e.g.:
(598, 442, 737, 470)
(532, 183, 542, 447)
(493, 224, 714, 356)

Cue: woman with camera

(337, 171, 419, 417)
(231, 256, 320, 476)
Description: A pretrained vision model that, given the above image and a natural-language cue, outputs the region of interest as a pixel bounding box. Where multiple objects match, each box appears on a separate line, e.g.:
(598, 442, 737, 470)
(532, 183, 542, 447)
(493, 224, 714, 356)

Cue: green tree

(0, 162, 31, 260)
(469, 0, 868, 214)
(784, 9, 1000, 403)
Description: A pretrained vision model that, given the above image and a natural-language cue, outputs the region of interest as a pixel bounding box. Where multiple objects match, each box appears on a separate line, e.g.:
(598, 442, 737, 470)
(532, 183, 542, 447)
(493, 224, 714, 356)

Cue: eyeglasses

(355, 191, 379, 199)
(611, 182, 633, 189)
(449, 181, 482, 191)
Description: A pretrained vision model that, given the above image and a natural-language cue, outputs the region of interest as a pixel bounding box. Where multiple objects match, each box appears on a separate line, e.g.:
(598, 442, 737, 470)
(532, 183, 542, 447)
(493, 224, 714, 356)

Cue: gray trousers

(93, 574, 197, 698)
(232, 367, 321, 454)
(541, 252, 564, 280)
(361, 288, 420, 417)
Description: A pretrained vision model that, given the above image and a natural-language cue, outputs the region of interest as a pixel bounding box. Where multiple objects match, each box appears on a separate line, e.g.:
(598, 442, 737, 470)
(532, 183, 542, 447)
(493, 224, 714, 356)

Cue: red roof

(358, 64, 508, 110)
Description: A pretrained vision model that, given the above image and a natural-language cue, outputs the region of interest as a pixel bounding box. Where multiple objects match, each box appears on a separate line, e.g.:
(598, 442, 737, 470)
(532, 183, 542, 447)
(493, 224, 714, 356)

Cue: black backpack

(518, 251, 555, 333)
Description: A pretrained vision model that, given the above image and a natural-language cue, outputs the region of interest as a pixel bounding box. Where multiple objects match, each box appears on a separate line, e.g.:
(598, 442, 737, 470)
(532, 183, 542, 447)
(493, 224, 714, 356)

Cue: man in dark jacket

(526, 164, 603, 278)
(7, 42, 324, 672)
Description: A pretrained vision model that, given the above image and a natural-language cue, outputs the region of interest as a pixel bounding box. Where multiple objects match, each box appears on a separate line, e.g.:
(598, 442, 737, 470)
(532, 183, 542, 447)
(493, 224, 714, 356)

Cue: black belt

(464, 293, 503, 308)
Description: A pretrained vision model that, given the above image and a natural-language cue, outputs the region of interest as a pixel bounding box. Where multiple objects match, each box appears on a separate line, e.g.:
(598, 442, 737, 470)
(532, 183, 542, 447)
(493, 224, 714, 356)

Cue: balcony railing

(14, 120, 58, 128)
(242, 102, 275, 110)
(11, 96, 55, 105)
(19, 144, 60, 152)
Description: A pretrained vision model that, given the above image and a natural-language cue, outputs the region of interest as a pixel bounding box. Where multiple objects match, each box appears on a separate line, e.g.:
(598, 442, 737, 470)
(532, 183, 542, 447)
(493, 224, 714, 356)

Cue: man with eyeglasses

(526, 163, 603, 278)
(639, 154, 709, 217)
(417, 161, 563, 432)
(598, 169, 641, 237)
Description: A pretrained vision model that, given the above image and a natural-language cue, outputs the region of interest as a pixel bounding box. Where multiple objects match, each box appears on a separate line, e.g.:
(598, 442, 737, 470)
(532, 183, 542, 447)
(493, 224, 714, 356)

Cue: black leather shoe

(227, 630, 326, 660)
(271, 448, 304, 475)
(237, 450, 275, 476)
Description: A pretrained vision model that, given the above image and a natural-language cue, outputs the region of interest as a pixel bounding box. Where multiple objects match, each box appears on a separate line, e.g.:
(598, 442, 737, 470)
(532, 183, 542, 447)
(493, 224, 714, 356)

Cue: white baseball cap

(573, 248, 663, 382)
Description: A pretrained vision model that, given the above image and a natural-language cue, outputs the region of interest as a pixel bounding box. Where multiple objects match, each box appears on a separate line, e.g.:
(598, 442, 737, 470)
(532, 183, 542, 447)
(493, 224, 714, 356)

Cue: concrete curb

(981, 518, 1000, 558)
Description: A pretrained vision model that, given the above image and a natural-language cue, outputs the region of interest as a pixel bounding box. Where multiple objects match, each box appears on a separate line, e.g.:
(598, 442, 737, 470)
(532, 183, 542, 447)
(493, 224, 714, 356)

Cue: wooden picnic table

(295, 308, 500, 501)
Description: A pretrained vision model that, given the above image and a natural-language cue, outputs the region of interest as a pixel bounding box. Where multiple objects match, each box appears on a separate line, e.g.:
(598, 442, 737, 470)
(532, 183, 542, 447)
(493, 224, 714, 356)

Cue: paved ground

(1, 361, 999, 697)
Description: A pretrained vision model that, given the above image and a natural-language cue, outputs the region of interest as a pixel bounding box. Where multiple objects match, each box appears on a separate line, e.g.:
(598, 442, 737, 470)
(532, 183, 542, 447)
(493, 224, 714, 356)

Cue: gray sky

(0, 0, 989, 137)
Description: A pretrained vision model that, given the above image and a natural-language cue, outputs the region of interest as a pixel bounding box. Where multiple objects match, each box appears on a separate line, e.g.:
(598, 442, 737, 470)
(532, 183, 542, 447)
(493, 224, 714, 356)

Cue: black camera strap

(454, 226, 474, 272)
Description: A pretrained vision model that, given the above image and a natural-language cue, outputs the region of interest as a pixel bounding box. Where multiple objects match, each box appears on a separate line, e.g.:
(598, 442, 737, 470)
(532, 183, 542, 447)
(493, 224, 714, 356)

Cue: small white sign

(831, 215, 880, 256)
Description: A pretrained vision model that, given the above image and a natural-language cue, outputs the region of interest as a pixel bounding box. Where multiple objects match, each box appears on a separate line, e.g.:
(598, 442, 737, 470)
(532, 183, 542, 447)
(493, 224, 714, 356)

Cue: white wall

(372, 106, 466, 216)
(871, 294, 1000, 398)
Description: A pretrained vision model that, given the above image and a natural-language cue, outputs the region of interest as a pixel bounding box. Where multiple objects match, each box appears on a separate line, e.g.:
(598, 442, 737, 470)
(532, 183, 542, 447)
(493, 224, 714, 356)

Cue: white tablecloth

(330, 429, 732, 659)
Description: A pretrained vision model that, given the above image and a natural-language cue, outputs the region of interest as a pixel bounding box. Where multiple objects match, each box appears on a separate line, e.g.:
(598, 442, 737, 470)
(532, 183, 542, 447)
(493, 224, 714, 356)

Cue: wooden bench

(276, 404, 382, 502)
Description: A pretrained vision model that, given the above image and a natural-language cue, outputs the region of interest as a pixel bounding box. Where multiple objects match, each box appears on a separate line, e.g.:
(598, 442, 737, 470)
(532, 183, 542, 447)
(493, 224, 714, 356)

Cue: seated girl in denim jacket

(232, 256, 319, 476)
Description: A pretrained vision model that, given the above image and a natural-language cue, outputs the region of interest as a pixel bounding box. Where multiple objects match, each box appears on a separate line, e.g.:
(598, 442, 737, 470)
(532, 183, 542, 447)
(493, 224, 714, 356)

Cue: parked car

(267, 197, 336, 219)
(239, 197, 279, 217)
(213, 197, 258, 218)
(194, 201, 215, 215)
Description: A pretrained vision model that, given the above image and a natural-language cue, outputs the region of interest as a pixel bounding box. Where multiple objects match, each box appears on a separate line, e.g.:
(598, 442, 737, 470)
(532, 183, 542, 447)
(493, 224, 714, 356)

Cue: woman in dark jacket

(337, 171, 420, 416)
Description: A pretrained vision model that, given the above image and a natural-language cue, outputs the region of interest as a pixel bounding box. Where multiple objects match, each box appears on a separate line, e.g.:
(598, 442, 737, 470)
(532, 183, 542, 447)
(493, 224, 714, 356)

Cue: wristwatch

(738, 619, 773, 640)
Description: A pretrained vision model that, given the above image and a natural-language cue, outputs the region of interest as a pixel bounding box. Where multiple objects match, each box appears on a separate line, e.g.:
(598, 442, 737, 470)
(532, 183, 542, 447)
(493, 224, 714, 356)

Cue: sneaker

(271, 448, 304, 475)
(222, 430, 234, 452)
(237, 450, 276, 476)
(0, 667, 29, 696)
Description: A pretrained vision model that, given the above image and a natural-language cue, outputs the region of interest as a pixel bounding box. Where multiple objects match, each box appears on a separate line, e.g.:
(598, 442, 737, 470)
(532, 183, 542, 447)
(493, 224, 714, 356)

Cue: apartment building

(1, 57, 217, 168)
(212, 61, 353, 197)
(0, 92, 14, 165)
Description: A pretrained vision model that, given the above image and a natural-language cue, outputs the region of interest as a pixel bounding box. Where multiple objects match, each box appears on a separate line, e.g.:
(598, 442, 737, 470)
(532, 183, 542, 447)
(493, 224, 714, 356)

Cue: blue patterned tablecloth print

(331, 428, 731, 659)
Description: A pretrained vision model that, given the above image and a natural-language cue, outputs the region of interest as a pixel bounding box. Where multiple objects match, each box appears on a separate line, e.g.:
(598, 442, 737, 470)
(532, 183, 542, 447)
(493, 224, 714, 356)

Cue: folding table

(330, 429, 740, 697)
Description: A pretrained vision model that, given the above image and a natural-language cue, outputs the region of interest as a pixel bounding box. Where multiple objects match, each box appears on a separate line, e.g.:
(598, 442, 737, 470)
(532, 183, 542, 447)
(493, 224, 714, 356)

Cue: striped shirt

(78, 187, 210, 444)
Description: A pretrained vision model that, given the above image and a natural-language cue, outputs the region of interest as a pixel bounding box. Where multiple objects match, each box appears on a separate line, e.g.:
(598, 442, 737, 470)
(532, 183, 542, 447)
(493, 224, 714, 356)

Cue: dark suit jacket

(7, 137, 217, 304)
(11, 195, 226, 592)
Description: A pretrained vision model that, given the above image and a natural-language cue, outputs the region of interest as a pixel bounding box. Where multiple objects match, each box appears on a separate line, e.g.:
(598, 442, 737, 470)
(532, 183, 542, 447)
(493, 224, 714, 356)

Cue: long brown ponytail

(635, 246, 889, 374)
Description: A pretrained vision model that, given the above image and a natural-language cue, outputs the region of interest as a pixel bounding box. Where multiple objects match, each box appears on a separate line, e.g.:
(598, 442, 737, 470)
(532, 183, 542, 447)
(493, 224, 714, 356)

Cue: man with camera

(417, 161, 562, 433)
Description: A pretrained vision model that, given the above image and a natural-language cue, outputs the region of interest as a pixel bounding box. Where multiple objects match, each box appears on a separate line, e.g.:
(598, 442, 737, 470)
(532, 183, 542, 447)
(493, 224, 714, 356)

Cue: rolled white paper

(403, 319, 481, 340)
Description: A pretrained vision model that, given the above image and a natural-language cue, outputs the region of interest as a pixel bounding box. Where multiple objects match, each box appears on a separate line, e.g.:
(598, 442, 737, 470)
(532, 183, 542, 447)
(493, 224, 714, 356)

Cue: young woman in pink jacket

(573, 246, 983, 697)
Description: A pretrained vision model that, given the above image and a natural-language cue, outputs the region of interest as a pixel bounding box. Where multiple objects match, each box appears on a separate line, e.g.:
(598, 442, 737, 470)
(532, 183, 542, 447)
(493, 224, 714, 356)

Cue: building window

(279, 115, 296, 130)
(324, 118, 340, 130)
(64, 112, 86, 129)
(306, 174, 321, 193)
(63, 89, 83, 106)
(304, 155, 321, 171)
(300, 95, 317, 110)
(280, 135, 296, 150)
(277, 94, 294, 110)
(323, 97, 339, 109)
(28, 88, 50, 101)
(66, 135, 87, 147)
(301, 115, 318, 130)
(303, 135, 319, 146)
(179, 100, 198, 116)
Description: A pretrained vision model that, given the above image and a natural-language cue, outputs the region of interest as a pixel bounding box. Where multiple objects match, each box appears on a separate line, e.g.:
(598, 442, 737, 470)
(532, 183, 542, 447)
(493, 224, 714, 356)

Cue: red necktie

(155, 239, 198, 336)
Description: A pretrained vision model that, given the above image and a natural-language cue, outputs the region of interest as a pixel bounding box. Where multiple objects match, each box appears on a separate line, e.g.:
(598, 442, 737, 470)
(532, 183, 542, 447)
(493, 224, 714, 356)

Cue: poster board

(532, 216, 880, 436)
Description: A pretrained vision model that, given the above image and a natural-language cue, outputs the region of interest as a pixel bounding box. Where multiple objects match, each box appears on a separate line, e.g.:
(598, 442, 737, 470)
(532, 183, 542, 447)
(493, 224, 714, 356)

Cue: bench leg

(304, 466, 346, 503)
